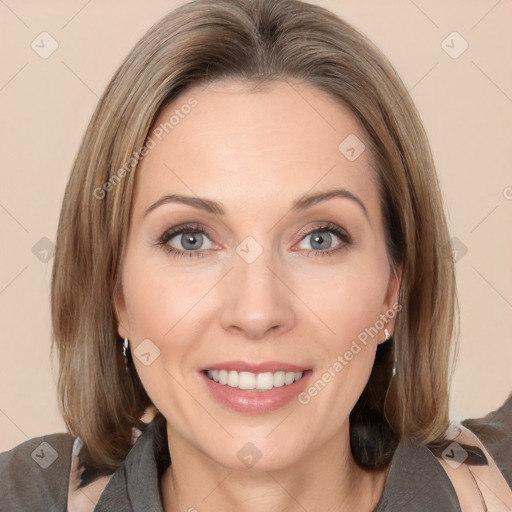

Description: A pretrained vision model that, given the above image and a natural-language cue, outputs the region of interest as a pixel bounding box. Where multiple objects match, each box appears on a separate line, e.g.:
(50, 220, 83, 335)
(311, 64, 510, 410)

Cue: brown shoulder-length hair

(51, 0, 459, 477)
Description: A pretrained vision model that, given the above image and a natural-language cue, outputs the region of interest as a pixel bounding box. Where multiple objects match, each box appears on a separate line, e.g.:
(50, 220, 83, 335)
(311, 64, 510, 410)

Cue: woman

(1, 0, 510, 510)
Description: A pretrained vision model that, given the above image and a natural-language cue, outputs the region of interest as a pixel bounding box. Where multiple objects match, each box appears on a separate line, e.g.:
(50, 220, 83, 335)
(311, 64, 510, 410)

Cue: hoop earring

(122, 338, 130, 372)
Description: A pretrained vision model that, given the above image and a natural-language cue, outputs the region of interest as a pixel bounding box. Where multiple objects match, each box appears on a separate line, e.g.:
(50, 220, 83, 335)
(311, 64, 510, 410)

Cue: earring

(122, 338, 130, 372)
(384, 329, 398, 376)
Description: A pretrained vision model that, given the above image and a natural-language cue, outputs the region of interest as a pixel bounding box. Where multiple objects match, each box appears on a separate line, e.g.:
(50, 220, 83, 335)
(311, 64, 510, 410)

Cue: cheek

(292, 254, 389, 411)
(119, 249, 222, 409)
(295, 256, 389, 348)
(121, 249, 217, 340)
(120, 253, 209, 425)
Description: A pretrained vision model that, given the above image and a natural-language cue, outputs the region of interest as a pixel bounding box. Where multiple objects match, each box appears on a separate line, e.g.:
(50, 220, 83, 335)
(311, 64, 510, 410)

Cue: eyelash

(156, 222, 352, 259)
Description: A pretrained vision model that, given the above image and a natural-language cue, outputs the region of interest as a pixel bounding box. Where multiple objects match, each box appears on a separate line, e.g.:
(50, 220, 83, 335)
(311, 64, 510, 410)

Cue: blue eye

(296, 223, 352, 256)
(301, 230, 337, 250)
(168, 231, 211, 251)
(158, 223, 213, 258)
(156, 222, 352, 259)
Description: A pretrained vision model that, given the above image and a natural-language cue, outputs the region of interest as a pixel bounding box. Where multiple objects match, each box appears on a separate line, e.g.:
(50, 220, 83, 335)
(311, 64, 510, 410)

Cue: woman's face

(115, 80, 401, 470)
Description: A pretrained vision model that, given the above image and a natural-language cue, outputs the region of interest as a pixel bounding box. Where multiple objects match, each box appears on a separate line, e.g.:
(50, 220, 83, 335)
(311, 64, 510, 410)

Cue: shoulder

(431, 396, 512, 512)
(462, 393, 512, 488)
(432, 425, 512, 511)
(378, 397, 512, 512)
(0, 431, 75, 510)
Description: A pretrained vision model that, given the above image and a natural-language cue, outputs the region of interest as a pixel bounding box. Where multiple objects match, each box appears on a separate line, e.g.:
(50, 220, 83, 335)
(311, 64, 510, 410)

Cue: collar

(84, 420, 461, 511)
(93, 421, 164, 512)
(374, 435, 460, 511)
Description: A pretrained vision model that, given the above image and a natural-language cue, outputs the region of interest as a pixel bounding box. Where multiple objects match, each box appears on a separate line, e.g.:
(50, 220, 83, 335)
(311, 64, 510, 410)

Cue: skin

(115, 80, 401, 512)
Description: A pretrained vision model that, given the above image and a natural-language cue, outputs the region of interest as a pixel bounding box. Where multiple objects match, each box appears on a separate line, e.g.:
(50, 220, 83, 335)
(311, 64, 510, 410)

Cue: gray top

(1, 417, 510, 511)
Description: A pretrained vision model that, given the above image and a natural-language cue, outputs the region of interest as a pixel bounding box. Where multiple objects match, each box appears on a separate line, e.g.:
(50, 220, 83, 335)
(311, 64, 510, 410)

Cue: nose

(219, 249, 296, 340)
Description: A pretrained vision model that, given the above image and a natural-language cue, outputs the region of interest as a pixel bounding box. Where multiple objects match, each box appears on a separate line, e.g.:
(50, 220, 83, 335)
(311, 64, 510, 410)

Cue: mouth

(199, 362, 312, 413)
(203, 369, 305, 391)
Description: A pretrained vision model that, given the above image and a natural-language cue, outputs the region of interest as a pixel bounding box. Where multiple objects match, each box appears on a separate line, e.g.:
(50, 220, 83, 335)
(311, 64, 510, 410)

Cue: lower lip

(200, 370, 312, 414)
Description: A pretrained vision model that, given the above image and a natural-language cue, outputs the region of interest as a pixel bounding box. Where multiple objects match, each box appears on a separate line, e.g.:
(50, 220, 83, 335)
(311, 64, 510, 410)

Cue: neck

(160, 424, 389, 512)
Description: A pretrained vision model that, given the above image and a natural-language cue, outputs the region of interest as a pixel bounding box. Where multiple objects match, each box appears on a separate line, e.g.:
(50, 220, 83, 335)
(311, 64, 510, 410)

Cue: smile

(201, 367, 312, 414)
(206, 369, 304, 391)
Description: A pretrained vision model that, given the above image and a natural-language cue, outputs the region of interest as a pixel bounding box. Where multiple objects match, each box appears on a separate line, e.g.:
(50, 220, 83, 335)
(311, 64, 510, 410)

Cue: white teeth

(227, 370, 238, 387)
(256, 372, 274, 390)
(239, 371, 255, 389)
(218, 370, 228, 385)
(273, 371, 285, 387)
(206, 369, 304, 390)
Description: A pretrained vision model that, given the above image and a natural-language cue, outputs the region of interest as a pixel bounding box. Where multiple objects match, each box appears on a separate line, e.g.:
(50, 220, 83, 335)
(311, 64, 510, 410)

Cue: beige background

(1, 0, 511, 451)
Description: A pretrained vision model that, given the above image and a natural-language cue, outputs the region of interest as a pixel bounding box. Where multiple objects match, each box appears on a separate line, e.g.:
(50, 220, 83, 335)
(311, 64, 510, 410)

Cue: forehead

(132, 80, 380, 221)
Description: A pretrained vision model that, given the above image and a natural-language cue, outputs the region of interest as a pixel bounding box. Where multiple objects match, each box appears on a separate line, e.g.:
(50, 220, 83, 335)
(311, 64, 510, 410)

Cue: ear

(378, 262, 402, 343)
(113, 283, 130, 340)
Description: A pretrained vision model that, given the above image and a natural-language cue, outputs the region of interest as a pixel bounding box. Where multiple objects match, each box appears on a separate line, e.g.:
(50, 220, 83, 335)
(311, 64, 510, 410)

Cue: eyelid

(156, 220, 352, 257)
(154, 223, 217, 259)
(159, 222, 215, 241)
(295, 222, 352, 242)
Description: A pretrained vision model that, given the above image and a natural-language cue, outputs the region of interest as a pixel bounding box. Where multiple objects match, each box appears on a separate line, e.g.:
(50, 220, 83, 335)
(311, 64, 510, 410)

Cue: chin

(197, 432, 306, 473)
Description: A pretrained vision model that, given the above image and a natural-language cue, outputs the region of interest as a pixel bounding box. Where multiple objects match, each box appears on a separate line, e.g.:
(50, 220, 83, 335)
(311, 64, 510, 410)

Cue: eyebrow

(144, 188, 369, 222)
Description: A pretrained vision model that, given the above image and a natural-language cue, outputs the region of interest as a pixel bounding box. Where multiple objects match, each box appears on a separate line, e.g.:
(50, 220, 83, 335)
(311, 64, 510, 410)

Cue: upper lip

(199, 360, 310, 373)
